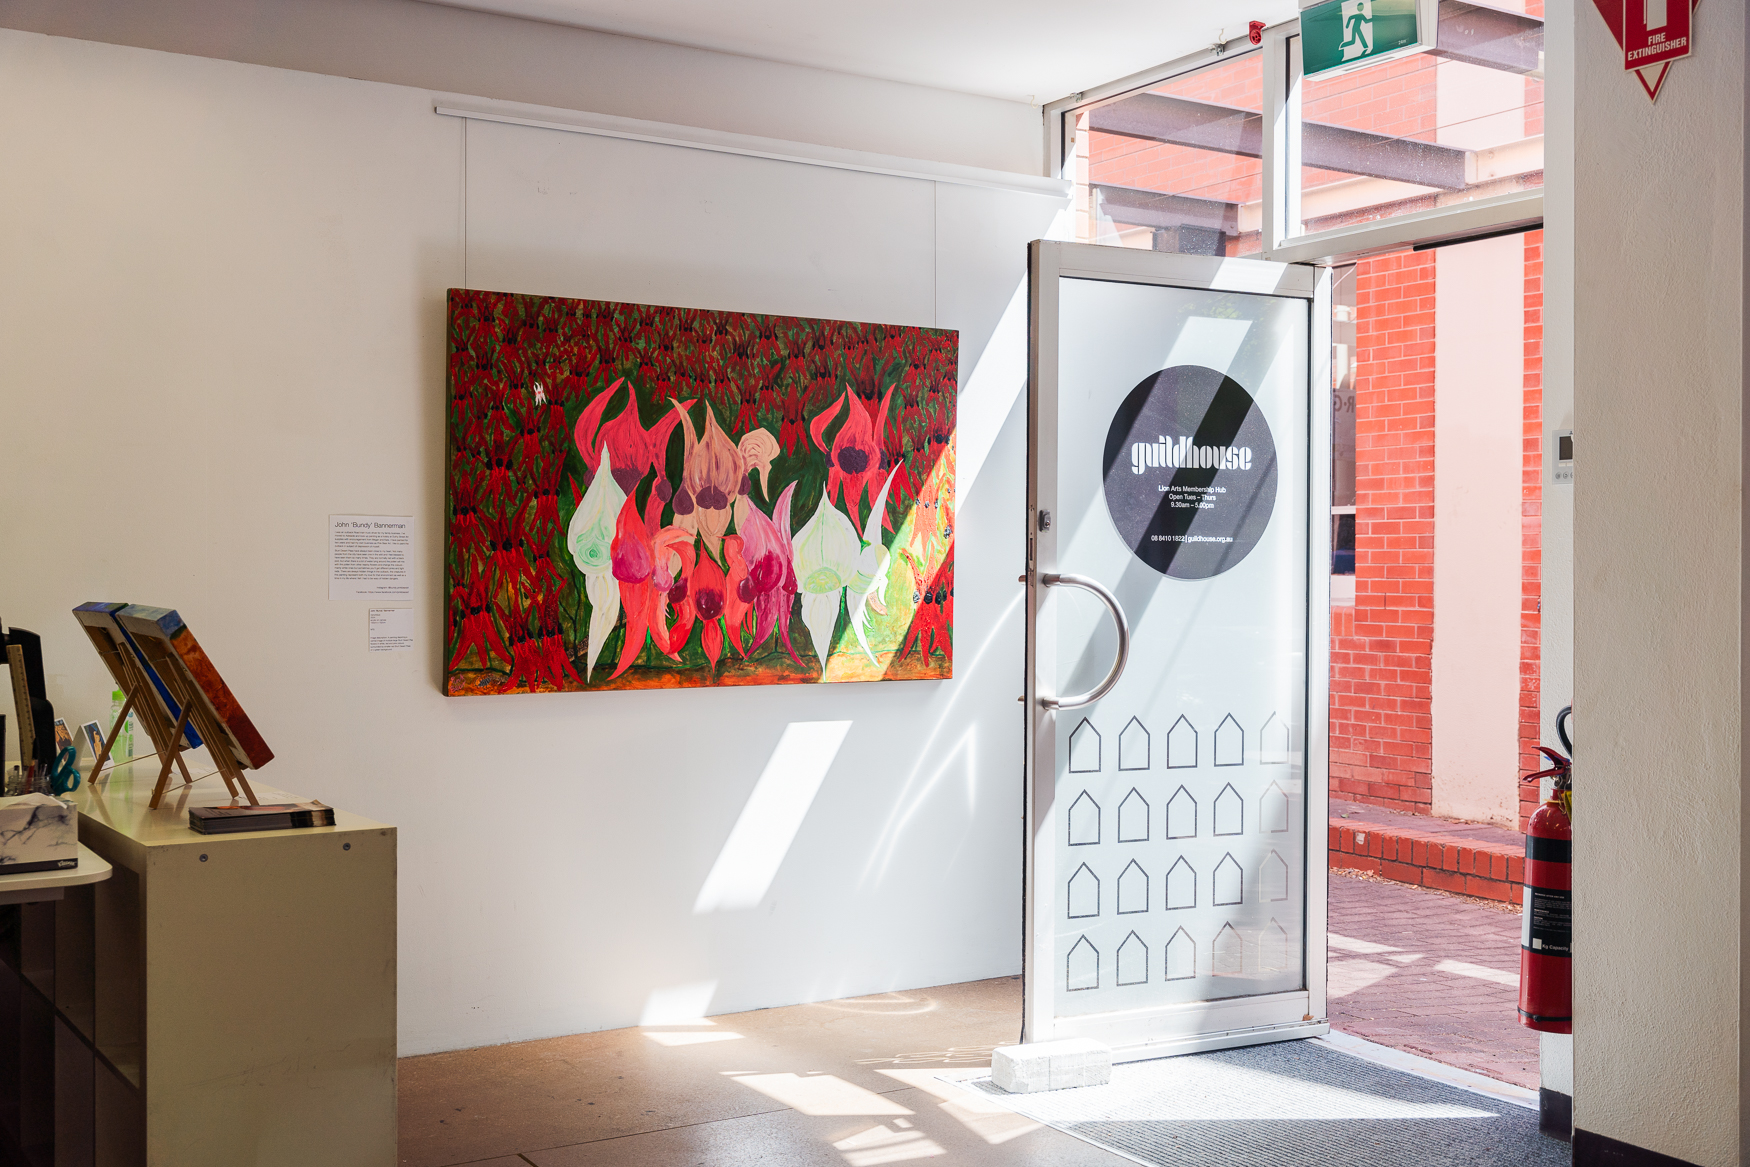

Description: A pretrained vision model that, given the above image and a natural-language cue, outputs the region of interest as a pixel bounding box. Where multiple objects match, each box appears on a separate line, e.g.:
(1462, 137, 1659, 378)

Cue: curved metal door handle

(1039, 572, 1130, 710)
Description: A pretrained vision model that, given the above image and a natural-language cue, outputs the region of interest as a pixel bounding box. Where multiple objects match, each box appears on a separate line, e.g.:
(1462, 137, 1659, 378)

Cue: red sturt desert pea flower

(661, 538, 699, 662)
(609, 495, 665, 679)
(501, 598, 547, 693)
(484, 505, 534, 592)
(689, 550, 730, 666)
(535, 591, 580, 688)
(779, 384, 810, 455)
(809, 387, 894, 528)
(608, 496, 696, 679)
(898, 556, 953, 662)
(448, 575, 510, 672)
(451, 477, 485, 563)
(573, 379, 690, 494)
(530, 460, 564, 542)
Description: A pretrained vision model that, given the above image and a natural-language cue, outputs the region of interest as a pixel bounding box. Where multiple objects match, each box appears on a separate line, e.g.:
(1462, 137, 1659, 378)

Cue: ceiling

(418, 0, 1298, 105)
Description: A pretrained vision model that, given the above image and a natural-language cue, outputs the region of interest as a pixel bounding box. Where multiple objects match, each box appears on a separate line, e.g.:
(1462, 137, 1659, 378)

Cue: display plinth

(39, 760, 397, 1166)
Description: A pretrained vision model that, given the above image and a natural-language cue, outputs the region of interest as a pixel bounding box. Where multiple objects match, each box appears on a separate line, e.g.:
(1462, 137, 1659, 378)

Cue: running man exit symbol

(1340, 0, 1374, 61)
(1301, 0, 1426, 78)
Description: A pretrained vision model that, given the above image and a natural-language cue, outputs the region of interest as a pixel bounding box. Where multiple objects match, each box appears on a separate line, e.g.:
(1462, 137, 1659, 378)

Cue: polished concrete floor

(400, 876, 1532, 1166)
(398, 976, 1127, 1167)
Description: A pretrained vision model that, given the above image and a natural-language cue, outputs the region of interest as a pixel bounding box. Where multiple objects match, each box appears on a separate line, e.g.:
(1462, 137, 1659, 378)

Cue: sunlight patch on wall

(694, 721, 852, 913)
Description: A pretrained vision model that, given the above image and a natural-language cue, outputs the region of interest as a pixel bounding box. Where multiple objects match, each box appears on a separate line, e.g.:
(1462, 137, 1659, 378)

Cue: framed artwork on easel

(74, 603, 194, 777)
(73, 603, 273, 809)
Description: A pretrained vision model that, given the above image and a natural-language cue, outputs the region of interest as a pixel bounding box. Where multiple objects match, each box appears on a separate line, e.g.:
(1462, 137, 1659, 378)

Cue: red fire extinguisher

(1518, 707, 1572, 1033)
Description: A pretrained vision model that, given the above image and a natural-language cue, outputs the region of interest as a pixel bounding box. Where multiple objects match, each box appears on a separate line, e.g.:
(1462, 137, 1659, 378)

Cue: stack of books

(188, 801, 335, 835)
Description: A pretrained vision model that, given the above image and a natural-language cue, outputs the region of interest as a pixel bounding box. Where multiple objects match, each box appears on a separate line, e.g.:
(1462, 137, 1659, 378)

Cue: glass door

(1023, 240, 1330, 1059)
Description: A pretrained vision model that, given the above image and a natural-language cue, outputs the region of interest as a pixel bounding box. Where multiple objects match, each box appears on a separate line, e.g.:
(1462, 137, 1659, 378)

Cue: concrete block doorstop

(991, 1039, 1113, 1093)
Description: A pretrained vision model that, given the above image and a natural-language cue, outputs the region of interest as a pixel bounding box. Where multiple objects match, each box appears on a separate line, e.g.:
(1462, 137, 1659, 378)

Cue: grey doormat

(959, 1039, 1567, 1167)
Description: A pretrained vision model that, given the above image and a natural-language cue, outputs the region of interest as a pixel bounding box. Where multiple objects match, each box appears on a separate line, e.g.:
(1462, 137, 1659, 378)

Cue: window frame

(1047, 12, 1545, 266)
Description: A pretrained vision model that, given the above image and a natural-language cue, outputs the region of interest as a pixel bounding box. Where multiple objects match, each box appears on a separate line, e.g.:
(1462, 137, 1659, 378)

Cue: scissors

(47, 747, 80, 797)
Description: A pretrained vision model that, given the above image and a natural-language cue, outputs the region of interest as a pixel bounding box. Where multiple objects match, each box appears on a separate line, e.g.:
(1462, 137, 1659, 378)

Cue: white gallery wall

(1572, 0, 1746, 1159)
(0, 27, 1065, 1055)
(0, 0, 1043, 174)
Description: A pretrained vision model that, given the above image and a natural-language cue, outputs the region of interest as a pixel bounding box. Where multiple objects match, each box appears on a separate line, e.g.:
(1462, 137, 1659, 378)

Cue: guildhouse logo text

(1103, 365, 1278, 580)
(1129, 435, 1256, 475)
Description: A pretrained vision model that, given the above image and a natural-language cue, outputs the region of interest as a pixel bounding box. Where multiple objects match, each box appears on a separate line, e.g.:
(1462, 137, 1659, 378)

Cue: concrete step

(1328, 799, 1526, 903)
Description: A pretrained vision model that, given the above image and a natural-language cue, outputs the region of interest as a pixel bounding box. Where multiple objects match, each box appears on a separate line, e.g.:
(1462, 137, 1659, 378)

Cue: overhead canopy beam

(1433, 1, 1543, 74)
(1090, 93, 1470, 191)
(1093, 185, 1239, 234)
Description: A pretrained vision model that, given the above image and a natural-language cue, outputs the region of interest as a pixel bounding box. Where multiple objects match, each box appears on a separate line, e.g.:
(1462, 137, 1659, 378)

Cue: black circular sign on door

(1101, 365, 1278, 579)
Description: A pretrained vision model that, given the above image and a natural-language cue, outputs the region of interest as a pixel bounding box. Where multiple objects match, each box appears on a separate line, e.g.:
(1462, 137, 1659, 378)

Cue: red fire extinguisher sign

(1624, 0, 1691, 70)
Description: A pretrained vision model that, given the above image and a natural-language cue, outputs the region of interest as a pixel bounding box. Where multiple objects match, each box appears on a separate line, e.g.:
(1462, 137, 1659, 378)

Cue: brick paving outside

(1327, 867, 1538, 1089)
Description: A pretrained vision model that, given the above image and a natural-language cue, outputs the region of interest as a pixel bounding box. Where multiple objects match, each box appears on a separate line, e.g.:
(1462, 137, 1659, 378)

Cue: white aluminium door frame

(1023, 240, 1333, 1059)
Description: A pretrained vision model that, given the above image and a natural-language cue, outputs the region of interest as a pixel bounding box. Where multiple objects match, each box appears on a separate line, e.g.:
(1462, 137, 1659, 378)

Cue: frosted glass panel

(1051, 277, 1309, 1016)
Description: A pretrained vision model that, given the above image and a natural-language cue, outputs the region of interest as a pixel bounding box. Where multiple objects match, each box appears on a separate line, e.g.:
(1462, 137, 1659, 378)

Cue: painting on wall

(444, 289, 957, 696)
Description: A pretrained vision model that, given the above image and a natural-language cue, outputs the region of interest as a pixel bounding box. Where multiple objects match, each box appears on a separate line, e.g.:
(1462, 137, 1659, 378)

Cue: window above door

(1048, 0, 1544, 266)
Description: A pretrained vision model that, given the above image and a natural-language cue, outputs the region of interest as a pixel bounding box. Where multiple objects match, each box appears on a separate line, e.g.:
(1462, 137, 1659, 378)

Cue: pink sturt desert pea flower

(720, 534, 753, 656)
(671, 400, 783, 558)
(808, 387, 895, 529)
(671, 399, 741, 557)
(733, 483, 801, 663)
(737, 427, 780, 501)
(566, 446, 626, 682)
(573, 379, 690, 494)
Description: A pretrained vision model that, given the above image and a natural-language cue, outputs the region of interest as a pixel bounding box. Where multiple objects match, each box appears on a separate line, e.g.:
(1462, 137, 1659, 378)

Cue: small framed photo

(80, 721, 104, 764)
(52, 719, 74, 758)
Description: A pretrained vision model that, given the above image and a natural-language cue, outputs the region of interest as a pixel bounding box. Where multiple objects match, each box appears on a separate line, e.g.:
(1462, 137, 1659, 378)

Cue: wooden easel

(123, 635, 257, 810)
(81, 626, 194, 789)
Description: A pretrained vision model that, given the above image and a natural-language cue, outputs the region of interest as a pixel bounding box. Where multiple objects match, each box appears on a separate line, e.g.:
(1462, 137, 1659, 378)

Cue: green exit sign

(1300, 0, 1437, 77)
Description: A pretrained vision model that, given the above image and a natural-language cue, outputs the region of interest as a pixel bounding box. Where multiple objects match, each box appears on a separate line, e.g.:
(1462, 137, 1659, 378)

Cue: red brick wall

(1301, 55, 1440, 195)
(1329, 251, 1438, 812)
(1519, 231, 1545, 830)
